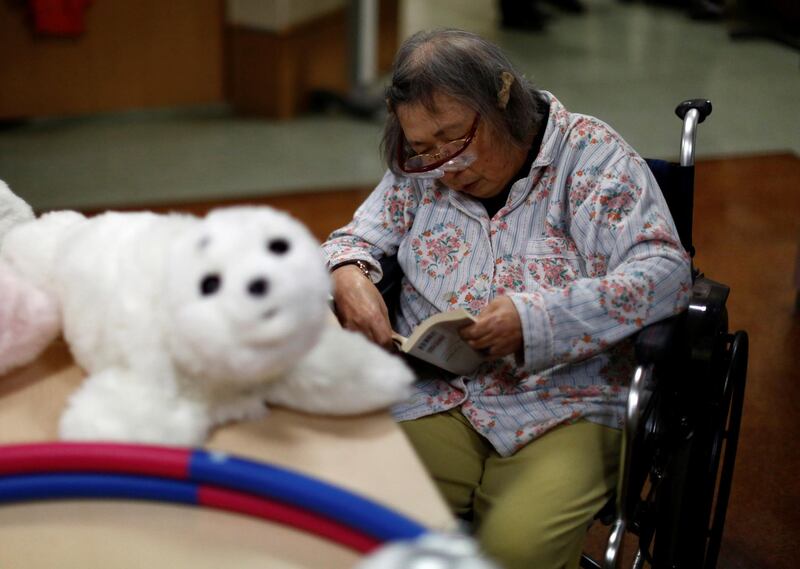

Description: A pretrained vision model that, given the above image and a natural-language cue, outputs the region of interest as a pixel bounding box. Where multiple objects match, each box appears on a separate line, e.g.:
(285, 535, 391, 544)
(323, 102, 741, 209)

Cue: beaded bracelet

(332, 259, 372, 280)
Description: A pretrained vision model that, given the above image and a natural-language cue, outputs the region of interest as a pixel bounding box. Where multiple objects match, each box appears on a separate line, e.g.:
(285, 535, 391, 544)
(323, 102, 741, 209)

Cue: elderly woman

(323, 29, 691, 569)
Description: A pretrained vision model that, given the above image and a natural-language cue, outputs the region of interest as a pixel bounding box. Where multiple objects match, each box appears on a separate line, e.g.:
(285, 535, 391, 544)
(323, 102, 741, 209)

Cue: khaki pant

(400, 408, 620, 569)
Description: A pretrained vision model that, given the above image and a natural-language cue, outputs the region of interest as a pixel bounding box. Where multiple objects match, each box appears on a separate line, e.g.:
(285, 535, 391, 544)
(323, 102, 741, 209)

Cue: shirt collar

(530, 90, 569, 170)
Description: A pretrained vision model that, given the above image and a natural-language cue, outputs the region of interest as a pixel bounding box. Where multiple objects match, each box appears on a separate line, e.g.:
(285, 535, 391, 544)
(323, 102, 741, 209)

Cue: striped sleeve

(510, 149, 692, 372)
(321, 170, 419, 282)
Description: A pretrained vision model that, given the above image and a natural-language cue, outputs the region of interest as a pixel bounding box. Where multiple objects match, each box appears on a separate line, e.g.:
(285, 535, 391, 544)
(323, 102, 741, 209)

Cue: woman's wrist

(331, 259, 373, 280)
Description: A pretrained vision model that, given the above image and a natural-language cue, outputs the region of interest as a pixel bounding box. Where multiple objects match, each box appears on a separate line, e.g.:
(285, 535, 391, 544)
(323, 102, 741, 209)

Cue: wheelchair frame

(581, 100, 749, 569)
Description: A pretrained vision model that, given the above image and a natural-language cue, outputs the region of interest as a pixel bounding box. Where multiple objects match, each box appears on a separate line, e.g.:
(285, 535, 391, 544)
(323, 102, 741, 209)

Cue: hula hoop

(0, 443, 428, 543)
(0, 472, 379, 552)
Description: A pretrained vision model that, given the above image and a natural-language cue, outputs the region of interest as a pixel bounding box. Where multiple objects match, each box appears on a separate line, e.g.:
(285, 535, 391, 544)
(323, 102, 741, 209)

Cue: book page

(392, 331, 407, 345)
(404, 308, 475, 345)
(402, 314, 485, 375)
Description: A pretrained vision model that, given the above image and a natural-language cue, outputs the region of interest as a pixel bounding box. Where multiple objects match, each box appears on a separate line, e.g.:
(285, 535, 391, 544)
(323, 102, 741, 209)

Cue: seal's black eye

(267, 238, 290, 255)
(248, 277, 269, 297)
(200, 274, 222, 296)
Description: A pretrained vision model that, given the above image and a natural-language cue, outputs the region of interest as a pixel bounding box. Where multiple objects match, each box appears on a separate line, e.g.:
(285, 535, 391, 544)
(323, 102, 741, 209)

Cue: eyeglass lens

(404, 138, 468, 171)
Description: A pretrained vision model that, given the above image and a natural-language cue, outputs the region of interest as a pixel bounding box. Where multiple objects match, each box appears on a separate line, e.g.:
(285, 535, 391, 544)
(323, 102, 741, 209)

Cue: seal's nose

(247, 277, 269, 297)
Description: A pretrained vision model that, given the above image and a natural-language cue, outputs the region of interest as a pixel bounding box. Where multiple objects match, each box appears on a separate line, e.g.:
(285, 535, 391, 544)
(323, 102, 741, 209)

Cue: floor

(0, 1, 798, 567)
(690, 154, 799, 569)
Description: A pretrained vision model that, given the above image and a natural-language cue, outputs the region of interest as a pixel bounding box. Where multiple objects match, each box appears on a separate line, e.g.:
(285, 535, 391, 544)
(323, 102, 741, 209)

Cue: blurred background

(0, 0, 798, 567)
(0, 0, 797, 212)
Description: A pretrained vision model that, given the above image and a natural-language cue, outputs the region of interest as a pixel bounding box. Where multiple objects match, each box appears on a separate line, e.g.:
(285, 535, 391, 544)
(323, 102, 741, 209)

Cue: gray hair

(381, 29, 546, 173)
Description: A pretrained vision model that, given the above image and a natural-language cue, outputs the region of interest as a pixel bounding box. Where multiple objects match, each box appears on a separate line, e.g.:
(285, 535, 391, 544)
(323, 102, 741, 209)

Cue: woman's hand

(459, 296, 523, 358)
(331, 265, 395, 350)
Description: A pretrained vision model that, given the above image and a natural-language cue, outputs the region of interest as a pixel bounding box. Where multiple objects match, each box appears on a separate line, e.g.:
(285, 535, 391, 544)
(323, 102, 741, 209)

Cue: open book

(392, 308, 486, 376)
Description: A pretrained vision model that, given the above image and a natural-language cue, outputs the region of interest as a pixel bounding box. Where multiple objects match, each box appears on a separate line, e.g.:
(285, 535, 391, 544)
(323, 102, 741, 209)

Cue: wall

(0, 0, 226, 119)
(226, 0, 345, 32)
(226, 0, 399, 118)
(0, 0, 398, 120)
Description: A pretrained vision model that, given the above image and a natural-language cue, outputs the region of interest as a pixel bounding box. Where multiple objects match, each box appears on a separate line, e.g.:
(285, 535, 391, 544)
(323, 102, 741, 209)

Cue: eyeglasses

(397, 114, 480, 175)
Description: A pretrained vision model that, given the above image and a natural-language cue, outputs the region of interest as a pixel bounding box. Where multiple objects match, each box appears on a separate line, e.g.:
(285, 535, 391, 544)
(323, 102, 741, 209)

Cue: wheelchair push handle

(675, 99, 712, 123)
(675, 99, 712, 168)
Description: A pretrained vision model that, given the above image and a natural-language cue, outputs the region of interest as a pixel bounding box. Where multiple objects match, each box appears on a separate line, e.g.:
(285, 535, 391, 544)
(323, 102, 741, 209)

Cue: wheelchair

(374, 99, 749, 569)
(578, 100, 749, 569)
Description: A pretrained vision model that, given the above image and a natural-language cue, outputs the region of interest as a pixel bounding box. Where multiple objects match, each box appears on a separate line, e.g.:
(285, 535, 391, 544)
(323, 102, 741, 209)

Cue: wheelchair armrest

(633, 275, 729, 367)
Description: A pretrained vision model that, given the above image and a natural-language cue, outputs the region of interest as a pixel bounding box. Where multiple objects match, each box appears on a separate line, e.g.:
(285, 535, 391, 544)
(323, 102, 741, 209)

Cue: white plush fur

(0, 180, 61, 374)
(0, 265, 61, 375)
(1, 204, 413, 445)
(356, 532, 501, 569)
(0, 180, 34, 242)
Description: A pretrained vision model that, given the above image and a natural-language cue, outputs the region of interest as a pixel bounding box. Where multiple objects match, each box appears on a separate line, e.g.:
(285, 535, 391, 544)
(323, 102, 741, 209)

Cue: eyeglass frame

(396, 113, 481, 174)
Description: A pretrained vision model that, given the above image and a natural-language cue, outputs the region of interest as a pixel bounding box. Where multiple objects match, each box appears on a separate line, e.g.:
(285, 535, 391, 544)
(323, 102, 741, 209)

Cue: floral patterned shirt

(322, 92, 692, 457)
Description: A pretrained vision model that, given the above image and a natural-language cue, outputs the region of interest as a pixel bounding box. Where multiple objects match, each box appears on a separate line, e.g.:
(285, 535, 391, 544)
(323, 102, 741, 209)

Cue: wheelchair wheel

(702, 330, 748, 568)
(651, 318, 748, 568)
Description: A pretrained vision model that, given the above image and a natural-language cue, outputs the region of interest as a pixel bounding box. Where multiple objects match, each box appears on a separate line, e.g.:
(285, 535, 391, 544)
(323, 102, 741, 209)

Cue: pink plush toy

(0, 180, 60, 375)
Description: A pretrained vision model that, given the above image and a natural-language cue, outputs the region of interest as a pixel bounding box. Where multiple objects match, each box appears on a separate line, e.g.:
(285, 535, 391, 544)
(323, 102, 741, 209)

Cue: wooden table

(0, 340, 454, 569)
